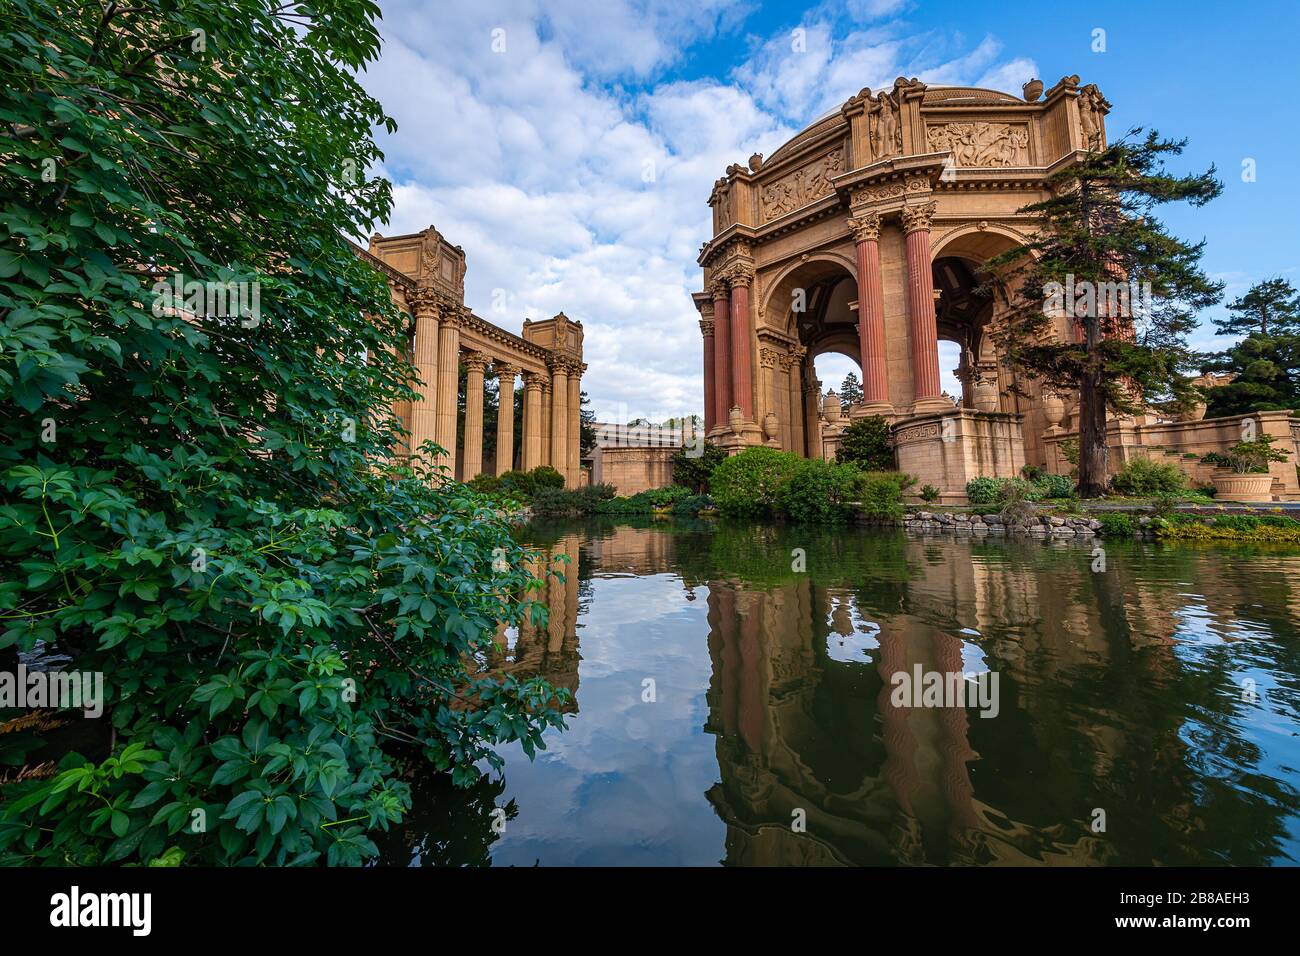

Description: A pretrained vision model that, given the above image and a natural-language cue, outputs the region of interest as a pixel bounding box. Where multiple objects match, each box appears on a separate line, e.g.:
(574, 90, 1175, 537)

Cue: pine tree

(987, 130, 1223, 497)
(839, 371, 863, 408)
(1214, 277, 1300, 337)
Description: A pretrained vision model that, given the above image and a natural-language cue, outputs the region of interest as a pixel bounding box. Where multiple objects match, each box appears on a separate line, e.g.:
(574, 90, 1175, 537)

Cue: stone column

(728, 265, 756, 423)
(710, 279, 731, 434)
(461, 352, 488, 480)
(540, 380, 553, 466)
(567, 364, 582, 486)
(409, 290, 440, 464)
(522, 372, 544, 470)
(699, 308, 716, 433)
(785, 350, 805, 455)
(901, 201, 946, 414)
(434, 308, 462, 472)
(549, 361, 569, 485)
(848, 212, 892, 413)
(803, 372, 822, 459)
(494, 362, 517, 476)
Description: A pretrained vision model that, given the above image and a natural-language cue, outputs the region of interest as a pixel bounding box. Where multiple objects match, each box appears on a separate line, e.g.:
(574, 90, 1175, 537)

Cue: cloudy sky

(359, 0, 1300, 421)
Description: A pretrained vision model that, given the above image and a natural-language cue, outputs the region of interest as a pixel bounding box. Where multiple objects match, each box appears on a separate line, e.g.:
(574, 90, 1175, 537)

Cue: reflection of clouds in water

(487, 574, 725, 865)
(826, 618, 880, 664)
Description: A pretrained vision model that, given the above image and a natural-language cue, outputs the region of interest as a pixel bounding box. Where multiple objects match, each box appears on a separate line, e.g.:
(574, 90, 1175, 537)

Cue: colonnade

(697, 199, 949, 450)
(405, 288, 584, 484)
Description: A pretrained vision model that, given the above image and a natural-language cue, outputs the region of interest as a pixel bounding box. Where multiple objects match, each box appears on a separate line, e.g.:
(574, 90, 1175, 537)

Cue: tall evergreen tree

(1204, 279, 1300, 416)
(987, 130, 1223, 496)
(1214, 277, 1300, 337)
(838, 371, 863, 408)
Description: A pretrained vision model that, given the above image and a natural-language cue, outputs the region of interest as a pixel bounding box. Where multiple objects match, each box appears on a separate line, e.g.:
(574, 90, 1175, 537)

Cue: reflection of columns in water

(933, 631, 980, 834)
(736, 591, 765, 754)
(876, 626, 920, 816)
(546, 546, 567, 653)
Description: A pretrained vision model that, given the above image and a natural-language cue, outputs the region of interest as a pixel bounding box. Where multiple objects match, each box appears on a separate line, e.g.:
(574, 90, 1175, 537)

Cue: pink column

(728, 268, 755, 420)
(710, 280, 731, 429)
(849, 213, 889, 406)
(902, 202, 943, 406)
(700, 313, 716, 433)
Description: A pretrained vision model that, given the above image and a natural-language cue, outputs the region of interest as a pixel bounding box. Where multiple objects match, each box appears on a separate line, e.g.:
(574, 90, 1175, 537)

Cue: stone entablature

(357, 226, 586, 486)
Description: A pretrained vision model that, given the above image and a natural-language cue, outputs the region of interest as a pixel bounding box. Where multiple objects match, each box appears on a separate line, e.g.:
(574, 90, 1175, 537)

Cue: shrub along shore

(488, 447, 1300, 544)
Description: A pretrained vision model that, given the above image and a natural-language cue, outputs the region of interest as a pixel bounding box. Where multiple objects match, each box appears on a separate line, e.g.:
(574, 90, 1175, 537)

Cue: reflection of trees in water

(370, 756, 514, 866)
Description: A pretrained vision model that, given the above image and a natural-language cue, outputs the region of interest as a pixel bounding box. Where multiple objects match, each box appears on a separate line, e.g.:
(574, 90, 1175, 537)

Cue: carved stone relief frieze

(759, 147, 845, 222)
(926, 123, 1030, 167)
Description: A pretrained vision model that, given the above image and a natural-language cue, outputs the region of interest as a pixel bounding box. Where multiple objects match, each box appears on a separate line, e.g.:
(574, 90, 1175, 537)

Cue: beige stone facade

(357, 226, 586, 486)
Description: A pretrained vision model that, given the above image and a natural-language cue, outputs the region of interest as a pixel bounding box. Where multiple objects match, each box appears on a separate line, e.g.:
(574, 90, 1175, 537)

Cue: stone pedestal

(893, 409, 1025, 503)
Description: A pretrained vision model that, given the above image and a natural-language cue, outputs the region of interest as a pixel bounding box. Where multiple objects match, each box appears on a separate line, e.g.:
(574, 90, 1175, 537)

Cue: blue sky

(363, 0, 1299, 416)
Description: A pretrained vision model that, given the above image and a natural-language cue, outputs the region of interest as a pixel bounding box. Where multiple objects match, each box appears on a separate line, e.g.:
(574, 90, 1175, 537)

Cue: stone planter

(1178, 401, 1208, 422)
(728, 405, 744, 436)
(973, 378, 999, 413)
(1212, 473, 1274, 502)
(1041, 391, 1065, 432)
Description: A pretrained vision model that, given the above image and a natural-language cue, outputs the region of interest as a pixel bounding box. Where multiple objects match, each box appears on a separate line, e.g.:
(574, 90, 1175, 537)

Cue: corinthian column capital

(411, 287, 441, 317)
(726, 262, 754, 288)
(708, 277, 729, 300)
(492, 361, 518, 380)
(699, 318, 715, 337)
(900, 201, 938, 234)
(462, 351, 489, 374)
(846, 212, 882, 243)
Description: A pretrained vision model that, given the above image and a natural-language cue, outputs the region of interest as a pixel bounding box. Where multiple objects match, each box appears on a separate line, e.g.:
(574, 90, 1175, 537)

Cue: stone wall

(1043, 409, 1300, 501)
(590, 446, 676, 496)
(893, 408, 1025, 502)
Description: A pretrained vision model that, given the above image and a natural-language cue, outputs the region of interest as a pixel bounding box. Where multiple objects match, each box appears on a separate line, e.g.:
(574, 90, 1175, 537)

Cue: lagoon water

(377, 518, 1300, 866)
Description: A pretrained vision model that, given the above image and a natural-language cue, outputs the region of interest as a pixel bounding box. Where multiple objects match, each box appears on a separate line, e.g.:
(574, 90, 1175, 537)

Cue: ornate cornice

(900, 201, 938, 234)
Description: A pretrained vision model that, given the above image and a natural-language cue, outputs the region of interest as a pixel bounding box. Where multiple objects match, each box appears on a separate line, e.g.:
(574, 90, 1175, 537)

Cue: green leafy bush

(780, 460, 860, 524)
(709, 447, 801, 517)
(968, 473, 1074, 504)
(919, 484, 940, 503)
(529, 465, 566, 490)
(855, 472, 909, 520)
(1202, 434, 1291, 474)
(1097, 512, 1136, 536)
(966, 477, 1003, 505)
(532, 483, 617, 515)
(0, 0, 565, 866)
(1035, 472, 1075, 499)
(835, 416, 894, 471)
(1110, 458, 1187, 495)
(671, 443, 728, 493)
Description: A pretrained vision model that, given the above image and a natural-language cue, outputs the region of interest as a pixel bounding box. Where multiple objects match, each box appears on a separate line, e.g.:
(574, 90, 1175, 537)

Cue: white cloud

(363, 0, 1043, 418)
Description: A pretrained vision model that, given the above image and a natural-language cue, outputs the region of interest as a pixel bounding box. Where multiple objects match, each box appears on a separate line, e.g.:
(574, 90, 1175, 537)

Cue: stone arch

(759, 251, 858, 337)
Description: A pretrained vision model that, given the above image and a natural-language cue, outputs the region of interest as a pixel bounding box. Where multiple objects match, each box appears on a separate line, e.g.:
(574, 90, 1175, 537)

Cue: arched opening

(759, 257, 862, 457)
(932, 254, 996, 409)
(813, 351, 861, 414)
